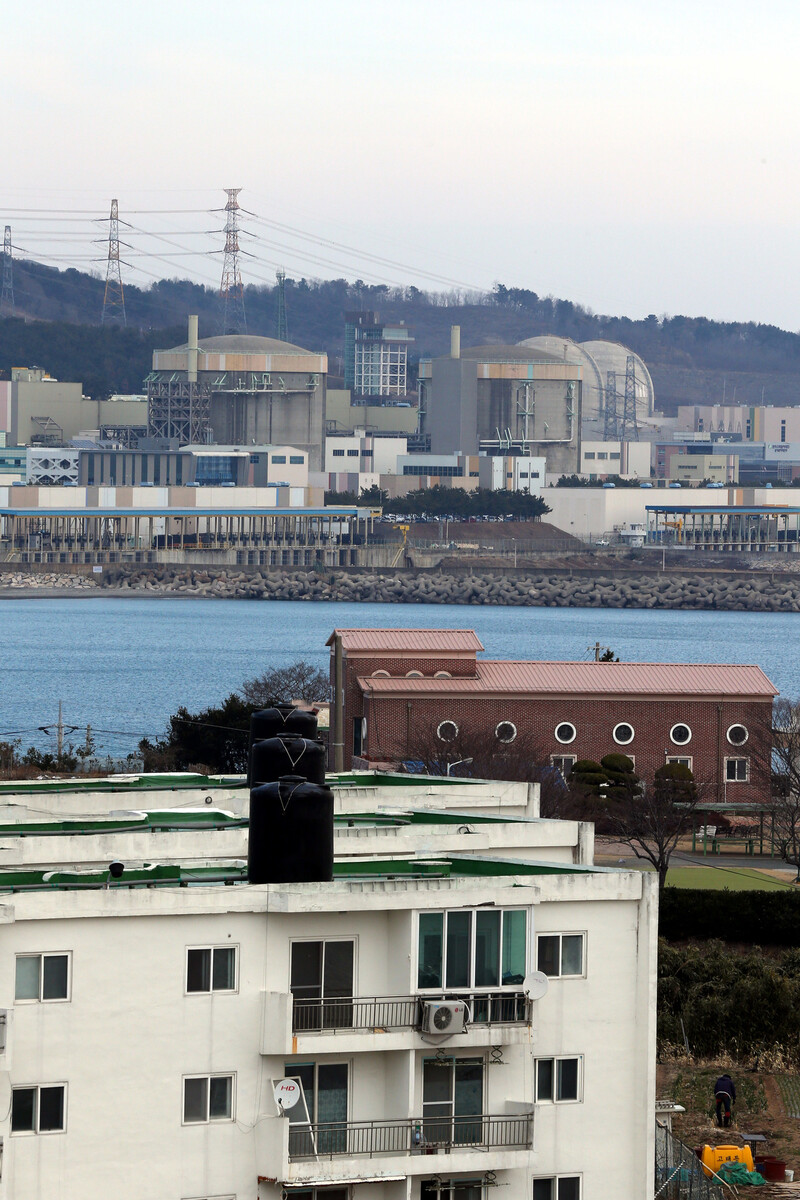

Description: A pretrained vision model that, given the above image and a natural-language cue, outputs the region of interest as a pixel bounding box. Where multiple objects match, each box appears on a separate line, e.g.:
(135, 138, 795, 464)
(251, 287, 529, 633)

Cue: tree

(238, 661, 329, 707)
(768, 698, 800, 879)
(601, 761, 699, 890)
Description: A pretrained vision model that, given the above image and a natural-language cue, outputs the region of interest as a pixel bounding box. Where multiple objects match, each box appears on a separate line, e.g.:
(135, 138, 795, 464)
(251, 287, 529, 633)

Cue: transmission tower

(1, 225, 15, 317)
(101, 199, 126, 327)
(275, 268, 289, 342)
(604, 371, 618, 440)
(620, 354, 640, 441)
(219, 188, 246, 335)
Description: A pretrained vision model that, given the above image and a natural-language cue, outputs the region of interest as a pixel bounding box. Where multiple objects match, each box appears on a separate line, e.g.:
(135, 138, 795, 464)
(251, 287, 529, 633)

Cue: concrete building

(26, 447, 80, 486)
(0, 768, 657, 1200)
(478, 454, 545, 494)
(325, 434, 408, 477)
(0, 369, 147, 447)
(579, 440, 651, 480)
(325, 390, 420, 440)
(74, 445, 309, 490)
(344, 312, 413, 398)
(419, 331, 582, 476)
(329, 629, 776, 803)
(517, 337, 656, 425)
(677, 403, 800, 443)
(147, 325, 327, 470)
(671, 454, 737, 485)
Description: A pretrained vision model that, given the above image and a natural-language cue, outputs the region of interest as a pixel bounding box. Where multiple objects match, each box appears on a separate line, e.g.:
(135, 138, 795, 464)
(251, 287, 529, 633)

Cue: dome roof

(167, 334, 311, 354)
(438, 342, 564, 363)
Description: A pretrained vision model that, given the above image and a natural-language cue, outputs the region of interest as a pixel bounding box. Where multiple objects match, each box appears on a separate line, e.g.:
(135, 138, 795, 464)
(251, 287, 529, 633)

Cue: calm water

(0, 597, 793, 756)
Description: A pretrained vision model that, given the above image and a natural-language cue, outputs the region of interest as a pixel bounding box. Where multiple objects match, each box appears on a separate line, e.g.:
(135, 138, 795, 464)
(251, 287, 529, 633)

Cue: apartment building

(0, 769, 656, 1200)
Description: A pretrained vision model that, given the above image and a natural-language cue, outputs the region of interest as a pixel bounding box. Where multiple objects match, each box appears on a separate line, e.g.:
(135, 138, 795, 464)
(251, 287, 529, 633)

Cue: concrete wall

(326, 390, 419, 436)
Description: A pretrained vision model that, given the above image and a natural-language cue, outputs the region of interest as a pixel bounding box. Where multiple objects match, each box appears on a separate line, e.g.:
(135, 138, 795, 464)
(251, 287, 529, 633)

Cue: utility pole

(1, 225, 15, 316)
(101, 199, 127, 327)
(275, 267, 289, 342)
(219, 188, 246, 335)
(38, 701, 78, 762)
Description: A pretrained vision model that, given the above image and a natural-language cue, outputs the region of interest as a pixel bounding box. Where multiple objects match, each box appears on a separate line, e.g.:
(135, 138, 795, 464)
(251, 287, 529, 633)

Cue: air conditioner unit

(421, 1000, 468, 1035)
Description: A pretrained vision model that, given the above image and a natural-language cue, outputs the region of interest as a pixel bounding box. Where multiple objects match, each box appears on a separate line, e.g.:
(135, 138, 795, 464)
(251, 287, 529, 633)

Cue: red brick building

(328, 628, 777, 801)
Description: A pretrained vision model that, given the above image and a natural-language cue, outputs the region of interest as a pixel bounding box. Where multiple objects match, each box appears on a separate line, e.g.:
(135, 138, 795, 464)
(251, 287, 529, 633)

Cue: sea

(0, 596, 794, 758)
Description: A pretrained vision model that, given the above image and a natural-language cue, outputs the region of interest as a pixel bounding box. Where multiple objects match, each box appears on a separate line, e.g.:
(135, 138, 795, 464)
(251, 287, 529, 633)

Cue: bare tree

(238, 661, 329, 707)
(769, 698, 800, 879)
(599, 761, 702, 889)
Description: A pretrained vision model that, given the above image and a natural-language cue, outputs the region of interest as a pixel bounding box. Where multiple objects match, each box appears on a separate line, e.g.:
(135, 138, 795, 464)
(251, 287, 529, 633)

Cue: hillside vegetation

(5, 261, 800, 407)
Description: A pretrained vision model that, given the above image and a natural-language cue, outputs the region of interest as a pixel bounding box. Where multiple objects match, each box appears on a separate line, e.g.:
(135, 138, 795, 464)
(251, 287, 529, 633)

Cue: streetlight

(446, 758, 473, 777)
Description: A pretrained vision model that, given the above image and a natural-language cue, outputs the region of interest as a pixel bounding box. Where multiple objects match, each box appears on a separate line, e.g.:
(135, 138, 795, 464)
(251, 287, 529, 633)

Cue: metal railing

(288, 1113, 533, 1160)
(291, 992, 531, 1034)
(655, 1123, 725, 1199)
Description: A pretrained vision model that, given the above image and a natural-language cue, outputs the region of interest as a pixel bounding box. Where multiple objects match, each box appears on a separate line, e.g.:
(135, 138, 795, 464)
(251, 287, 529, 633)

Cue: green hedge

(660, 887, 800, 946)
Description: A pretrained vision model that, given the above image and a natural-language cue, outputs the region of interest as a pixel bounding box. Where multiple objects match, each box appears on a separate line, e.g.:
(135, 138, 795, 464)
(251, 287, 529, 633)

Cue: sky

(3, 0, 799, 328)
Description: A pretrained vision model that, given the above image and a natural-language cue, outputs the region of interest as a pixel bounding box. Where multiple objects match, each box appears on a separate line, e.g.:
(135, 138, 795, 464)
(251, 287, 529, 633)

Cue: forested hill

(4, 258, 800, 409)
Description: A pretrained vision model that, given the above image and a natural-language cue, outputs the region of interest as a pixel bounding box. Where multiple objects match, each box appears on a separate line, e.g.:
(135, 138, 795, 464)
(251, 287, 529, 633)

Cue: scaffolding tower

(101, 199, 126, 327)
(1, 225, 14, 317)
(219, 188, 246, 335)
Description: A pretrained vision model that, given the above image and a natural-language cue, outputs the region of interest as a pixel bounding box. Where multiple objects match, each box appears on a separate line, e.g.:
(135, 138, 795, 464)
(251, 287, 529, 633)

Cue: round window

(613, 722, 635, 745)
(434, 671, 452, 679)
(670, 723, 692, 746)
(555, 722, 577, 745)
(437, 720, 459, 743)
(727, 724, 749, 746)
(495, 721, 517, 744)
(406, 670, 423, 678)
(371, 670, 389, 677)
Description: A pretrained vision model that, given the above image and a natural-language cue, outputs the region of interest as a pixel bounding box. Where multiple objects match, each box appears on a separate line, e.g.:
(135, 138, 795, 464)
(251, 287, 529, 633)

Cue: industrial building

(646, 503, 800, 554)
(419, 330, 582, 476)
(147, 320, 327, 470)
(0, 765, 657, 1199)
(0, 367, 146, 447)
(344, 311, 413, 398)
(516, 337, 656, 427)
(329, 628, 775, 804)
(75, 444, 309, 489)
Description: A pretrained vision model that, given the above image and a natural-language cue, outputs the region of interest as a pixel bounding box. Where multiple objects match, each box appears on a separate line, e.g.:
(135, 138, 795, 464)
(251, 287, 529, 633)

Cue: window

(554, 722, 576, 745)
(495, 721, 517, 743)
(597, 452, 608, 461)
(726, 758, 749, 782)
(347, 449, 359, 457)
(186, 946, 237, 993)
(15, 953, 70, 1002)
(284, 1061, 349, 1154)
(584, 452, 595, 460)
(612, 722, 635, 745)
(183, 1074, 234, 1123)
(406, 670, 423, 678)
(670, 723, 692, 746)
(727, 724, 749, 746)
(437, 720, 459, 742)
(422, 1057, 483, 1146)
(418, 909, 527, 989)
(422, 1184, 482, 1200)
(271, 455, 287, 464)
(332, 449, 345, 457)
(610, 452, 620, 460)
(11, 1084, 66, 1133)
(289, 1191, 350, 1200)
(551, 755, 576, 780)
(291, 940, 354, 1031)
(250, 453, 261, 463)
(434, 671, 452, 679)
(537, 933, 585, 978)
(535, 1056, 582, 1103)
(533, 1178, 581, 1200)
(371, 669, 389, 677)
(290, 456, 304, 464)
(667, 756, 692, 769)
(352, 716, 363, 757)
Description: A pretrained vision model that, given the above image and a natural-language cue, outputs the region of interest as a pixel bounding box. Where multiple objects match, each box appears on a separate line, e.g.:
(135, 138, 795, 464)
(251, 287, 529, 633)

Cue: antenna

(219, 187, 246, 335)
(101, 199, 126, 327)
(1, 225, 15, 317)
(275, 267, 289, 342)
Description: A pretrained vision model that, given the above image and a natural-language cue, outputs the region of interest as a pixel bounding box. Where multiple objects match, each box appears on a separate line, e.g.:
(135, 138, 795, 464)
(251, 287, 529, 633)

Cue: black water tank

(250, 735, 326, 788)
(248, 775, 334, 883)
(248, 704, 319, 783)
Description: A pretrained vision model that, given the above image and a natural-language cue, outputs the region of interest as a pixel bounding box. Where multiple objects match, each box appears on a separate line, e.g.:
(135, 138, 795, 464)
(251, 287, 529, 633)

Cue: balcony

(291, 992, 531, 1035)
(288, 1113, 534, 1161)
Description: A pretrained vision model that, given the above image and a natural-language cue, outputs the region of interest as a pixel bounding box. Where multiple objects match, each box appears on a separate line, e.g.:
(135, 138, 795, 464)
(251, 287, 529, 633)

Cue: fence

(655, 1123, 725, 1199)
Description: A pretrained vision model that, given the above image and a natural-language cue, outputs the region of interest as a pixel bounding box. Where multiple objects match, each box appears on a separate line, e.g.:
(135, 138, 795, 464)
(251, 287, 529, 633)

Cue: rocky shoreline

(3, 566, 800, 611)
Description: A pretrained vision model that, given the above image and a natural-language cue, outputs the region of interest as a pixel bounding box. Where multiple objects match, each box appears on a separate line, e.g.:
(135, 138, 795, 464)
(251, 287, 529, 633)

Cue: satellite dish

(273, 1078, 302, 1113)
(523, 971, 549, 1000)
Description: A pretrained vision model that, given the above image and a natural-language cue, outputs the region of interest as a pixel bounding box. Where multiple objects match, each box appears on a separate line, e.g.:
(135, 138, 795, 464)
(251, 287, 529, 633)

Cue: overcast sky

(3, 0, 799, 327)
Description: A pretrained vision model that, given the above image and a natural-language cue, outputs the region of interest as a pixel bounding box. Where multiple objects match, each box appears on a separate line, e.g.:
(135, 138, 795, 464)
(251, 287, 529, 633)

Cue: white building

(578, 441, 651, 481)
(325, 435, 407, 478)
(478, 455, 545, 495)
(0, 771, 657, 1200)
(25, 447, 80, 486)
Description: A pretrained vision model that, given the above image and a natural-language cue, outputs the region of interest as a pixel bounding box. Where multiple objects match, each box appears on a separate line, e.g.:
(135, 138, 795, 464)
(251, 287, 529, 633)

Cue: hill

(4, 260, 800, 407)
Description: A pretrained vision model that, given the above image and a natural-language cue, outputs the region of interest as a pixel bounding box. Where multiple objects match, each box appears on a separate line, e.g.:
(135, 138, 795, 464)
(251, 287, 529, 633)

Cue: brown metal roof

(328, 629, 484, 653)
(358, 660, 777, 697)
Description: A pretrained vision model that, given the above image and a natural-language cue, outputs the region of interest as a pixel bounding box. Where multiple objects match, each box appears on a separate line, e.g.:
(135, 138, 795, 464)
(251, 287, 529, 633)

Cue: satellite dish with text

(273, 1078, 302, 1112)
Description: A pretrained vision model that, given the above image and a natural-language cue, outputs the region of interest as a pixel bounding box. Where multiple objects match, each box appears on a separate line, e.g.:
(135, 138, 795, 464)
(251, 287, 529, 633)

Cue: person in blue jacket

(714, 1073, 736, 1127)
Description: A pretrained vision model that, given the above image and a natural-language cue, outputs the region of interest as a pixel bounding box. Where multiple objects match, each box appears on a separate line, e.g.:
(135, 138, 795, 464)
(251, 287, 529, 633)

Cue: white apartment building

(0, 772, 657, 1200)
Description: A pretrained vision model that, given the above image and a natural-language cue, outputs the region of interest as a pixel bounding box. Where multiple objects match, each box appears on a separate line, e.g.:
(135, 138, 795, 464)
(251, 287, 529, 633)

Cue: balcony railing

(288, 1113, 533, 1160)
(291, 992, 531, 1034)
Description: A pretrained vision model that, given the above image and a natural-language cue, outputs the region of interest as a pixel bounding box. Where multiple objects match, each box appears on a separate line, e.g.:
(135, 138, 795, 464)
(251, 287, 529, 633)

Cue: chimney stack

(450, 324, 461, 359)
(187, 314, 198, 383)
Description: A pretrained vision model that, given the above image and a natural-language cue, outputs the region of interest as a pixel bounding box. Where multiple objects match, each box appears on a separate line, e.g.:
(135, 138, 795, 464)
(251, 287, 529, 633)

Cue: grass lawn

(665, 866, 795, 891)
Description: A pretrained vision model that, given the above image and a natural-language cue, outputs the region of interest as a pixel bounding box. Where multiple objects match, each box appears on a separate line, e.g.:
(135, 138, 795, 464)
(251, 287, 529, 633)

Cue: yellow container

(700, 1144, 755, 1178)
